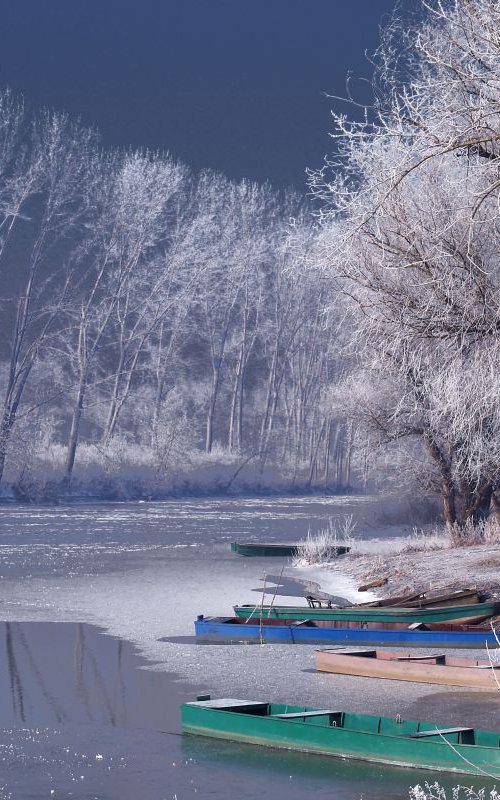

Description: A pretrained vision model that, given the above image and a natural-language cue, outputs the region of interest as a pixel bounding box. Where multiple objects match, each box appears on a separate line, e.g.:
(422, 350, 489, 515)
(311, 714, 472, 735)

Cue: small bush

(402, 526, 449, 554)
(293, 516, 356, 565)
(449, 518, 500, 549)
(401, 517, 500, 552)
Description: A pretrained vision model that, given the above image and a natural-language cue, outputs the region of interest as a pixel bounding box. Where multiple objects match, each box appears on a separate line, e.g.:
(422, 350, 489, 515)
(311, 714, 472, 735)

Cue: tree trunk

(307, 418, 327, 488)
(336, 423, 345, 488)
(205, 363, 221, 453)
(464, 483, 493, 525)
(489, 490, 500, 530)
(0, 412, 14, 485)
(323, 418, 334, 487)
(152, 324, 169, 442)
(259, 350, 278, 457)
(441, 475, 457, 529)
(103, 349, 126, 443)
(228, 345, 244, 451)
(236, 362, 246, 452)
(0, 355, 35, 485)
(345, 421, 355, 488)
(423, 431, 457, 528)
(65, 373, 86, 479)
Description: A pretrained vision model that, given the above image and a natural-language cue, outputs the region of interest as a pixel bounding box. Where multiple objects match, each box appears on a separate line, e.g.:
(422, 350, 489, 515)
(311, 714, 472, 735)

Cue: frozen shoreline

(311, 541, 500, 601)
(290, 562, 379, 603)
(2, 497, 500, 738)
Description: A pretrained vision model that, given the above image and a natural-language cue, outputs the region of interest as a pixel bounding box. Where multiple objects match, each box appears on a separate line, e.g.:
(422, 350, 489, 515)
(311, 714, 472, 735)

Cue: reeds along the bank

(293, 516, 356, 565)
(410, 782, 500, 800)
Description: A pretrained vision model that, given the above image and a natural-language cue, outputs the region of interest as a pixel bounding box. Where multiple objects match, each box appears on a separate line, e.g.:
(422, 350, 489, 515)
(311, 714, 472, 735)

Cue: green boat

(233, 600, 500, 625)
(181, 697, 500, 776)
(230, 541, 350, 558)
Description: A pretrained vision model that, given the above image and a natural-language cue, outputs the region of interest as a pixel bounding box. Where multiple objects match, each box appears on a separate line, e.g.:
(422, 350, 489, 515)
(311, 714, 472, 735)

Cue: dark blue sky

(0, 0, 415, 191)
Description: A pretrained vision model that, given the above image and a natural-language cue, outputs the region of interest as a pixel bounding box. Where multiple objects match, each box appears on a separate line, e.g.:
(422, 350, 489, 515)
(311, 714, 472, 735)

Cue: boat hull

(315, 648, 500, 688)
(230, 542, 349, 558)
(194, 616, 500, 648)
(233, 601, 500, 625)
(361, 589, 481, 609)
(182, 698, 500, 776)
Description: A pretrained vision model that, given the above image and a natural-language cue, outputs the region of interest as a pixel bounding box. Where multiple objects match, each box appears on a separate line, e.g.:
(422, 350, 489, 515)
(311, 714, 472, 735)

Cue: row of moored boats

(182, 543, 500, 777)
(195, 586, 500, 648)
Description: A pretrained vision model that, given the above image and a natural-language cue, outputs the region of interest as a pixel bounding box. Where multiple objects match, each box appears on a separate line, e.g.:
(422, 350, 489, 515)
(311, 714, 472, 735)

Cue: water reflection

(6, 620, 25, 722)
(181, 733, 500, 799)
(0, 621, 184, 730)
(1, 622, 499, 800)
(181, 734, 476, 797)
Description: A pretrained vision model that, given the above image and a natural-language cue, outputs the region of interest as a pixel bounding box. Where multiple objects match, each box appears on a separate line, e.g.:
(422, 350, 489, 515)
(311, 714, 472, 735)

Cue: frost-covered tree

(189, 174, 278, 454)
(99, 154, 189, 443)
(314, 0, 500, 526)
(62, 150, 190, 477)
(0, 89, 356, 496)
(0, 98, 97, 485)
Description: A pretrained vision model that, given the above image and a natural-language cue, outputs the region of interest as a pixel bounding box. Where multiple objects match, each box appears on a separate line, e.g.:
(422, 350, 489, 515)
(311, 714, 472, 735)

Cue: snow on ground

(291, 562, 379, 603)
(316, 540, 500, 600)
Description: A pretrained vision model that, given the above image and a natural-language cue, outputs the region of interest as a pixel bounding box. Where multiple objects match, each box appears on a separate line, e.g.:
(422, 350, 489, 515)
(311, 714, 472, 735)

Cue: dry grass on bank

(402, 517, 500, 554)
(336, 522, 500, 600)
(293, 516, 357, 565)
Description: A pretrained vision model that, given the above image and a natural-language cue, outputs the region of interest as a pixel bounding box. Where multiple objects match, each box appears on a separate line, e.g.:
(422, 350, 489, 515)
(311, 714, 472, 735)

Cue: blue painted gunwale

(194, 616, 500, 648)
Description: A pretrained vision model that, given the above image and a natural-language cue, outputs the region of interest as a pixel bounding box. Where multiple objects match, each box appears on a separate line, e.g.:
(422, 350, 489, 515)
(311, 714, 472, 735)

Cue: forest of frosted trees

(1, 0, 500, 531)
(0, 92, 354, 499)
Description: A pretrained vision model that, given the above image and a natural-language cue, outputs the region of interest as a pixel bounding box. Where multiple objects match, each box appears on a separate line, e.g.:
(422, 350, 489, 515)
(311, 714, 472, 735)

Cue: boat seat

(273, 710, 341, 719)
(324, 649, 377, 657)
(395, 655, 446, 663)
(412, 727, 474, 738)
(307, 595, 334, 608)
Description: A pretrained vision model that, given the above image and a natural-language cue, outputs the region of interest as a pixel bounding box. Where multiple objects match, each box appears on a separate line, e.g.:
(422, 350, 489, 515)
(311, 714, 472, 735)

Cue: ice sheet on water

(0, 548, 463, 722)
(0, 496, 478, 724)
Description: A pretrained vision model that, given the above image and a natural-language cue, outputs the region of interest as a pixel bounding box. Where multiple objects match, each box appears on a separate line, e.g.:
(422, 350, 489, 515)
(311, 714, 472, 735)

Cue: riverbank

(323, 541, 500, 601)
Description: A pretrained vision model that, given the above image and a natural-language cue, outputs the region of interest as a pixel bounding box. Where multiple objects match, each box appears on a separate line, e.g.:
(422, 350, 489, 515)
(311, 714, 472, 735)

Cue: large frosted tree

(314, 0, 500, 526)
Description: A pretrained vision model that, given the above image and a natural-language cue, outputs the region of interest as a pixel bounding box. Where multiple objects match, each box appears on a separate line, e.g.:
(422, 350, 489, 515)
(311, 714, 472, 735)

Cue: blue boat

(194, 615, 500, 648)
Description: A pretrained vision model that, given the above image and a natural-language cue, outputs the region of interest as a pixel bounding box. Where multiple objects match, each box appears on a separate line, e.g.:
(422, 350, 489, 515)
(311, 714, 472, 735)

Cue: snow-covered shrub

(449, 518, 500, 549)
(409, 783, 500, 800)
(293, 515, 356, 565)
(401, 518, 500, 552)
(402, 526, 449, 554)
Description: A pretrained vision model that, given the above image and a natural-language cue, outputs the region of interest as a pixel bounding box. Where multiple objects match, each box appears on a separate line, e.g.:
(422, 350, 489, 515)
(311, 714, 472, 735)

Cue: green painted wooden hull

(182, 698, 500, 776)
(230, 541, 349, 557)
(233, 600, 500, 624)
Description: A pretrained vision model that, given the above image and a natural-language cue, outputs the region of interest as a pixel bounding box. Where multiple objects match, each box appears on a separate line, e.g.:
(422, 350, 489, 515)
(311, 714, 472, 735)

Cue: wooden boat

(231, 542, 299, 557)
(315, 648, 500, 688)
(182, 696, 500, 776)
(194, 614, 500, 648)
(359, 588, 482, 609)
(230, 541, 350, 558)
(233, 600, 500, 625)
(301, 587, 483, 611)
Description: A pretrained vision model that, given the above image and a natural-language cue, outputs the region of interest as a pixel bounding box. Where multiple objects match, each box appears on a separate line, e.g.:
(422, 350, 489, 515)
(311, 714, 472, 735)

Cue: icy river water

(0, 497, 498, 800)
